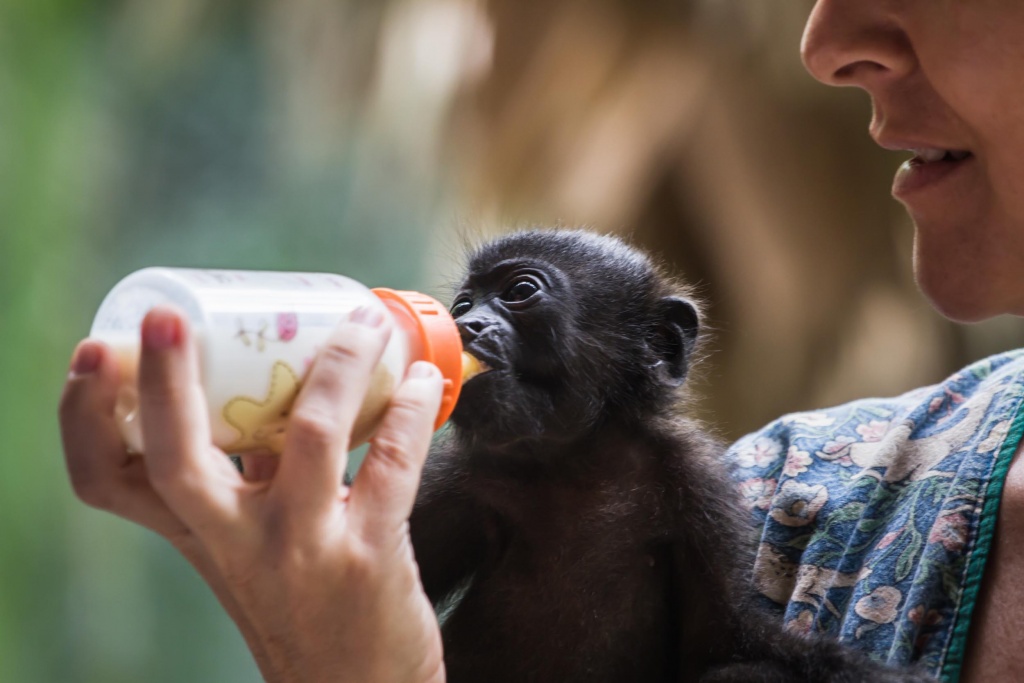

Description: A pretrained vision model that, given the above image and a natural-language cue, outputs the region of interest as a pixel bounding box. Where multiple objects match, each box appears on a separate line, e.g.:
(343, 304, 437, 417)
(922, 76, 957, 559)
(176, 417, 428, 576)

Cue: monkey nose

(459, 319, 484, 333)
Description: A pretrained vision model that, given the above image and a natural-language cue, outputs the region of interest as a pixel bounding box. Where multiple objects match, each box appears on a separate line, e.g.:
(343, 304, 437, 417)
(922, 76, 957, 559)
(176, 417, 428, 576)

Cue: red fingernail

(350, 306, 385, 327)
(71, 342, 102, 375)
(143, 311, 182, 349)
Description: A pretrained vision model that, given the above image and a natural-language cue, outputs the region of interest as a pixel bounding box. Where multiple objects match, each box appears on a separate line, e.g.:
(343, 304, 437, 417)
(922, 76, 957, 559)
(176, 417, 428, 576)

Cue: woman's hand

(59, 304, 446, 683)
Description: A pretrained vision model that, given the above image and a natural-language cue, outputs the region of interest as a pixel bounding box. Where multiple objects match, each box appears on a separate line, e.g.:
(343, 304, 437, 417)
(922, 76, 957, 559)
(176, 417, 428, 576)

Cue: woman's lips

(892, 152, 975, 201)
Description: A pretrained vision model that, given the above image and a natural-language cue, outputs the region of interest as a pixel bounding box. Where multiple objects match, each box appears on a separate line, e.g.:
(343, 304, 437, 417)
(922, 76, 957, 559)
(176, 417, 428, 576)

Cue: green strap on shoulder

(941, 389, 1024, 682)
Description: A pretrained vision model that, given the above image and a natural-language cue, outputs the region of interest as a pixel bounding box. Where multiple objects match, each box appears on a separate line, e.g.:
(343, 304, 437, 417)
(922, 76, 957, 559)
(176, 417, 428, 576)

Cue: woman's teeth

(910, 148, 971, 163)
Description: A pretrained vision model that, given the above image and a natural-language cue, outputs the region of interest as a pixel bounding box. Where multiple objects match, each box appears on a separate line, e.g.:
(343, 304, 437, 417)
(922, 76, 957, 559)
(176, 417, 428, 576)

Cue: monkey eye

(500, 277, 541, 305)
(451, 298, 473, 317)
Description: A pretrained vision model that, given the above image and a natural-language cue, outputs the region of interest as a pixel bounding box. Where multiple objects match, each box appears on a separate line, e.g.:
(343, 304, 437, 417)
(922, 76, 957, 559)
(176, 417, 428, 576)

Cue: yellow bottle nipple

(461, 352, 489, 382)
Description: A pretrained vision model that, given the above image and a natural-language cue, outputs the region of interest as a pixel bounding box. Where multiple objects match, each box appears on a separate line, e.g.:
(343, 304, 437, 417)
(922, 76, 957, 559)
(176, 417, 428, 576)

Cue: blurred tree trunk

(442, 0, 1011, 439)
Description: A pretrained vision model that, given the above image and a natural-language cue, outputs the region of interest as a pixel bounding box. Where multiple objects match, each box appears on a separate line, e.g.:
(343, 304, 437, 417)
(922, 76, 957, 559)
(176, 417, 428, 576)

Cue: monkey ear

(652, 297, 700, 386)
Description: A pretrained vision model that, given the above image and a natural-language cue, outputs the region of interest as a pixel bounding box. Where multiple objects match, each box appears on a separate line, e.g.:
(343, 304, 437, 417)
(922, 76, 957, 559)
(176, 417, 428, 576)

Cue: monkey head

(448, 230, 701, 450)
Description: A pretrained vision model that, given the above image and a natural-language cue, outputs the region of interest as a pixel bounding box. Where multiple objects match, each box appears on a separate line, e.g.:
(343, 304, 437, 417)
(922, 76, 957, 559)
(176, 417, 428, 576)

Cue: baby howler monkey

(409, 230, 929, 683)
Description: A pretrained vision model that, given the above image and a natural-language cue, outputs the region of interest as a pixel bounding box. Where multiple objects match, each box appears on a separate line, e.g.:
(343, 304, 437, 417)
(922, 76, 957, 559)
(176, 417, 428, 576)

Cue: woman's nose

(801, 0, 915, 91)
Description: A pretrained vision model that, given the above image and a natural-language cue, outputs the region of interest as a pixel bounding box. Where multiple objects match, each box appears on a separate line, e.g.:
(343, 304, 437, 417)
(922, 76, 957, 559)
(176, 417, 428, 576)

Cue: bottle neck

(378, 297, 426, 365)
(370, 288, 465, 429)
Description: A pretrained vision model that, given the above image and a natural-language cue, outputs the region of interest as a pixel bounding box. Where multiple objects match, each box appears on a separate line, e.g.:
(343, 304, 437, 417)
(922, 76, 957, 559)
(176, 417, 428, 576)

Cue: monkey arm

(409, 446, 491, 606)
(668, 535, 749, 676)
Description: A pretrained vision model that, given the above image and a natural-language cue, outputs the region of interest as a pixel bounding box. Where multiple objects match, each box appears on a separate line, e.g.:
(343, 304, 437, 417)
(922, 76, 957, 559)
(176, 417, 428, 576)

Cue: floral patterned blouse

(726, 350, 1024, 682)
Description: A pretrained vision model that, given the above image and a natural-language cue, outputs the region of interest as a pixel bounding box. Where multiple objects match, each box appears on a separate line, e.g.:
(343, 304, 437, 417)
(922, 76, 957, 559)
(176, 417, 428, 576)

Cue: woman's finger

(237, 450, 279, 483)
(59, 339, 192, 539)
(138, 306, 240, 531)
(349, 361, 443, 544)
(273, 306, 391, 523)
(60, 340, 129, 510)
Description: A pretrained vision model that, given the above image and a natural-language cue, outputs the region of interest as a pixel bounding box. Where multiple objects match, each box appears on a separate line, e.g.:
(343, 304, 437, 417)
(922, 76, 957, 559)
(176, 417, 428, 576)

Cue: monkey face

(447, 230, 701, 451)
(449, 256, 576, 445)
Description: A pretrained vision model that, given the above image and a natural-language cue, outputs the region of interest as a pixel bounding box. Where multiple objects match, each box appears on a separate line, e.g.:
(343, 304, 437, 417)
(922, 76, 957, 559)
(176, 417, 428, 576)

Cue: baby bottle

(89, 268, 485, 455)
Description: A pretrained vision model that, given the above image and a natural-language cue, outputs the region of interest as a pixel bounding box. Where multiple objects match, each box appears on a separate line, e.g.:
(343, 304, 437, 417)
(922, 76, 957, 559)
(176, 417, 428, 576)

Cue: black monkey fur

(409, 230, 932, 683)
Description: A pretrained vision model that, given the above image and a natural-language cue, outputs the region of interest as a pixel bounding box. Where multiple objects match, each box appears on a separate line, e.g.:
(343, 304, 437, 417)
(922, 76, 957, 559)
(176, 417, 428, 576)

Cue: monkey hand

(59, 304, 447, 683)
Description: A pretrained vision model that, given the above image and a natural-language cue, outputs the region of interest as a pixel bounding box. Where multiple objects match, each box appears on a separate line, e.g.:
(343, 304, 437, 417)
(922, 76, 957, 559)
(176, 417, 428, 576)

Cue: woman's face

(802, 0, 1024, 322)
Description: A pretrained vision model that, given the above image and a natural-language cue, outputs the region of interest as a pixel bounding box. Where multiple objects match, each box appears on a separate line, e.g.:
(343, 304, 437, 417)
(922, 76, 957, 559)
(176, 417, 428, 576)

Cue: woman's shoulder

(725, 348, 1024, 674)
(727, 348, 1024, 471)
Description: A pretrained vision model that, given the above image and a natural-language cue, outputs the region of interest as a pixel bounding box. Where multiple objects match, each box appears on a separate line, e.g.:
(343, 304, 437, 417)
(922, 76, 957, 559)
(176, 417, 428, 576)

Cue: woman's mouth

(892, 148, 974, 200)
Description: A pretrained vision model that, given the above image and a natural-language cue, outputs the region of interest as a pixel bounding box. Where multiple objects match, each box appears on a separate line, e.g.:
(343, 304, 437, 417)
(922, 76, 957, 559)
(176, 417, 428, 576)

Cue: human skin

(803, 1, 1024, 679)
(59, 305, 447, 683)
(802, 0, 1024, 324)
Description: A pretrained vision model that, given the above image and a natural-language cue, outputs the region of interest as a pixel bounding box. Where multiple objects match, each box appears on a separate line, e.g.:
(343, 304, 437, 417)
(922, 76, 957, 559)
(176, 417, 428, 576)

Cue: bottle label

(90, 268, 413, 455)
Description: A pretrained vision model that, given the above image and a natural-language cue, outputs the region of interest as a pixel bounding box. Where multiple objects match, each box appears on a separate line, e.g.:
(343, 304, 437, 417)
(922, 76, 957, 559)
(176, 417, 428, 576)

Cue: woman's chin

(910, 205, 1024, 323)
(916, 266, 1000, 324)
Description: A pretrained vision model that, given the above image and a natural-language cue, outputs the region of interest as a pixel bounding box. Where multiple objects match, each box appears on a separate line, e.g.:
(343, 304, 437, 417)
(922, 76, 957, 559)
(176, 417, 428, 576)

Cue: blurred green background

(3, 0, 1023, 681)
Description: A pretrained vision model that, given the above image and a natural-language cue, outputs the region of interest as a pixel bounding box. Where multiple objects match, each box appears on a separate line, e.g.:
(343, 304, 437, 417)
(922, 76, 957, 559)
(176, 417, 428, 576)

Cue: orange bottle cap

(371, 288, 463, 429)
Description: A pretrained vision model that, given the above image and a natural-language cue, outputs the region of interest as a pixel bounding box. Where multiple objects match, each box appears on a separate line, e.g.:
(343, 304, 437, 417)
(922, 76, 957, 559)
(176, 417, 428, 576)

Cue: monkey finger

(59, 339, 194, 540)
(138, 306, 241, 532)
(349, 361, 443, 545)
(271, 306, 391, 524)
